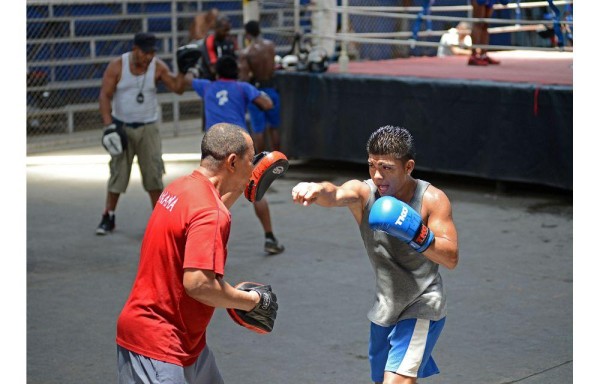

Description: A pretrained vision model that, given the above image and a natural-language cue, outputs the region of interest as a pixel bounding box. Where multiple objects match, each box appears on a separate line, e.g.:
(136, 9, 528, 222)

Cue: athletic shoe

(96, 213, 115, 235)
(264, 238, 285, 255)
(468, 55, 488, 66)
(482, 54, 500, 65)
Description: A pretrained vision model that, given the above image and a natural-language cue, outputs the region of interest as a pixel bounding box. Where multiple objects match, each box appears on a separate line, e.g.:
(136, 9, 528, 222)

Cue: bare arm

(98, 59, 121, 125)
(189, 14, 204, 41)
(451, 46, 472, 55)
(183, 72, 195, 89)
(292, 180, 371, 223)
(183, 268, 260, 311)
(155, 58, 186, 94)
(252, 92, 273, 110)
(238, 52, 252, 82)
(421, 187, 459, 269)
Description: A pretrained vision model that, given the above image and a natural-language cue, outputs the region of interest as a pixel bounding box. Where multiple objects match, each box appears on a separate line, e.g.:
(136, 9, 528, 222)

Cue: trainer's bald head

(201, 123, 252, 169)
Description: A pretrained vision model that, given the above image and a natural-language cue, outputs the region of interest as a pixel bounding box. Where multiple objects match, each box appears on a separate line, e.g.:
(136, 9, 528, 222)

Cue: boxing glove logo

(394, 206, 409, 226)
(414, 224, 430, 246)
(272, 166, 285, 175)
(260, 292, 271, 310)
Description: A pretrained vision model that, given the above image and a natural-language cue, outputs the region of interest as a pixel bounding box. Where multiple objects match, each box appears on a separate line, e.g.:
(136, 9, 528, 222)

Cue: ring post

(338, 0, 349, 73)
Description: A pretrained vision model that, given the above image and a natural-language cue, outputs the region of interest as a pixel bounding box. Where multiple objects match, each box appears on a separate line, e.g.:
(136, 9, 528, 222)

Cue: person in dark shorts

(239, 20, 282, 153)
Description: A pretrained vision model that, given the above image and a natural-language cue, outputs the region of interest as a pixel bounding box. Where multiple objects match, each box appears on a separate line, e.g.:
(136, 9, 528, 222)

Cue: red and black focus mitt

(227, 282, 278, 334)
(245, 151, 289, 202)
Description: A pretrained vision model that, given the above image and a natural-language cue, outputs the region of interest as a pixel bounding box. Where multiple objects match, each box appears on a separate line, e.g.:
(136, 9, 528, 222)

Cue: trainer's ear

(225, 152, 237, 173)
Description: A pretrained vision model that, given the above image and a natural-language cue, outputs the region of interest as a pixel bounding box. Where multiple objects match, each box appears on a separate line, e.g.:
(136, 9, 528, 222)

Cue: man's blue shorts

(249, 87, 280, 134)
(369, 317, 446, 382)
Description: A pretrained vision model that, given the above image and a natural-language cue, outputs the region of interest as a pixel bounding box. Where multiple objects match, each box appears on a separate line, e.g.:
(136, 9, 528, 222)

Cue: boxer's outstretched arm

(292, 180, 363, 206)
(292, 180, 371, 223)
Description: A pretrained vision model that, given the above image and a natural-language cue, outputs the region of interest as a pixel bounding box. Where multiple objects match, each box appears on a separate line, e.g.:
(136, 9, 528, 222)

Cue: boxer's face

(368, 154, 413, 196)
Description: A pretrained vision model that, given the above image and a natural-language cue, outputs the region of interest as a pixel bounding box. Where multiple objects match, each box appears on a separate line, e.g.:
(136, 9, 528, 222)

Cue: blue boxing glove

(368, 196, 434, 253)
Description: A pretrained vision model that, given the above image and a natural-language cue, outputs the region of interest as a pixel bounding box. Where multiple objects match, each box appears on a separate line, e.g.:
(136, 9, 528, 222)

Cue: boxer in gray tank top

(292, 126, 459, 383)
(360, 178, 446, 327)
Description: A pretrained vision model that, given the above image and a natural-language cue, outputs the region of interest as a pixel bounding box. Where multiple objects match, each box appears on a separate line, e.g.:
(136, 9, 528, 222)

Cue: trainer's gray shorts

(117, 345, 224, 384)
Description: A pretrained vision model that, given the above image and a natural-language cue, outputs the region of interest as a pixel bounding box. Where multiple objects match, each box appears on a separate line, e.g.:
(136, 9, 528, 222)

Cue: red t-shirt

(116, 170, 231, 366)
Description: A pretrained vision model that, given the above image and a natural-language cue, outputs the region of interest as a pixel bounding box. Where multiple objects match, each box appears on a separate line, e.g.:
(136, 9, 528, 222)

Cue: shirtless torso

(239, 37, 276, 84)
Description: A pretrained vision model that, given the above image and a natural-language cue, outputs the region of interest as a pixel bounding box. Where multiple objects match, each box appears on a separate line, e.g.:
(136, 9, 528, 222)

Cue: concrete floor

(25, 132, 573, 383)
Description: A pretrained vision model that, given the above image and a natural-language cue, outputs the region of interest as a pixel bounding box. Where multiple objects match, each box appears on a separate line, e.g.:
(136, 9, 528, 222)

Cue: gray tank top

(112, 52, 158, 123)
(359, 179, 446, 326)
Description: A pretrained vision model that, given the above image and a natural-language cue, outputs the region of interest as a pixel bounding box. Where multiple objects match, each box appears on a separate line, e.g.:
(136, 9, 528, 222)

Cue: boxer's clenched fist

(292, 182, 323, 206)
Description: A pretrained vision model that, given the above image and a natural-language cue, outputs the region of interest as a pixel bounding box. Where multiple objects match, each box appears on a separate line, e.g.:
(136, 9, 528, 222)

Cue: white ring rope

(314, 33, 572, 53)
(320, 0, 572, 13)
(318, 5, 572, 26)
(322, 31, 573, 53)
(333, 22, 551, 39)
(302, 1, 572, 53)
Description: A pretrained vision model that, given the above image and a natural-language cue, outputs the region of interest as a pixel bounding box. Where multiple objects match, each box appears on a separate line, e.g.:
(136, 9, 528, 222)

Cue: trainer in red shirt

(116, 123, 271, 383)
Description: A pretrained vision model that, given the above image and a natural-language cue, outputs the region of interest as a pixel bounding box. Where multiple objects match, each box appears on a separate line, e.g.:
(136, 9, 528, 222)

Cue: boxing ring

(275, 1, 573, 191)
(327, 50, 572, 86)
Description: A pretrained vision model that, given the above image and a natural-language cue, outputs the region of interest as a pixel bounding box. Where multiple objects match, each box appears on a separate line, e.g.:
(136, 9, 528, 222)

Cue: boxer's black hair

(216, 55, 239, 79)
(245, 20, 260, 37)
(367, 125, 415, 161)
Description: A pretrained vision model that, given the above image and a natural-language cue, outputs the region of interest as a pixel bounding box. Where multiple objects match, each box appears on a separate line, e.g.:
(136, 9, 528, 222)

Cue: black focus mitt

(245, 151, 289, 202)
(176, 44, 203, 74)
(226, 282, 278, 334)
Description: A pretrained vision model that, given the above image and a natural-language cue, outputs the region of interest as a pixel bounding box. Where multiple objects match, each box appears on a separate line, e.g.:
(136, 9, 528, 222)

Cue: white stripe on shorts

(396, 319, 430, 377)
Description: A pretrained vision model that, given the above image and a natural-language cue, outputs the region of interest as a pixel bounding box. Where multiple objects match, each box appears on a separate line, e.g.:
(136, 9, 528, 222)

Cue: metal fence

(26, 0, 303, 137)
(26, 0, 572, 138)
